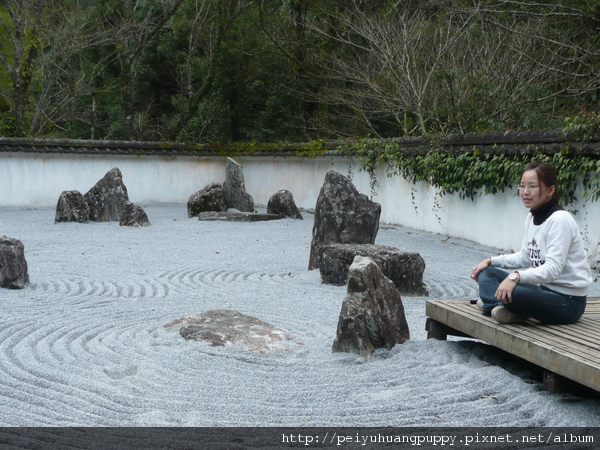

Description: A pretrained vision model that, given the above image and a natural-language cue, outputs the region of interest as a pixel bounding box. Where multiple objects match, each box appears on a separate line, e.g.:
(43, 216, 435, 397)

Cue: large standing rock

(308, 170, 381, 270)
(222, 157, 254, 212)
(55, 190, 89, 223)
(187, 183, 228, 218)
(332, 256, 410, 360)
(84, 168, 129, 222)
(164, 310, 301, 354)
(0, 236, 29, 289)
(318, 244, 428, 296)
(267, 190, 303, 219)
(119, 202, 150, 227)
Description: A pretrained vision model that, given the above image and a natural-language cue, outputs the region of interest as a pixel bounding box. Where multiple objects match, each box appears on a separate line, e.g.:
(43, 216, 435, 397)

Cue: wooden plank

(445, 301, 600, 355)
(456, 300, 600, 358)
(428, 301, 600, 365)
(425, 298, 600, 392)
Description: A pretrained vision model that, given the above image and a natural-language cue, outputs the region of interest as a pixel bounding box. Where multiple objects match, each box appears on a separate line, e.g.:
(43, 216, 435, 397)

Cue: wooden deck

(425, 297, 600, 393)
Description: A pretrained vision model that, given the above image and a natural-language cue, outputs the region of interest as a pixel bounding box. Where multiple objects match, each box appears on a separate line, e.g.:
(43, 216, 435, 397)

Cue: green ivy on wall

(338, 140, 600, 207)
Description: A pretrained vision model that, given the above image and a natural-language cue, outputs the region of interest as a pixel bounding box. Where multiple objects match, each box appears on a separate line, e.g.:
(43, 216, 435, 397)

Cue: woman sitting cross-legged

(470, 161, 593, 325)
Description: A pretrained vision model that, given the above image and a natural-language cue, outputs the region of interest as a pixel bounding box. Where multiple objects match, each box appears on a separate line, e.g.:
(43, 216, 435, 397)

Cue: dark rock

(198, 211, 281, 222)
(267, 190, 303, 219)
(318, 243, 428, 296)
(55, 190, 89, 223)
(119, 202, 150, 227)
(332, 256, 410, 360)
(0, 236, 29, 289)
(223, 157, 254, 212)
(164, 310, 301, 353)
(187, 182, 228, 218)
(84, 168, 129, 222)
(308, 170, 381, 270)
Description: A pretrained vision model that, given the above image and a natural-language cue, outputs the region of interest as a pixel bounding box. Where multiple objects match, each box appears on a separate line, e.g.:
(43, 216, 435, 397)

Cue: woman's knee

(479, 266, 508, 282)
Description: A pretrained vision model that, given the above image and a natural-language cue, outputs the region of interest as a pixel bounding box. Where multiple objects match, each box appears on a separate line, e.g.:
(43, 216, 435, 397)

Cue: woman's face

(519, 169, 555, 210)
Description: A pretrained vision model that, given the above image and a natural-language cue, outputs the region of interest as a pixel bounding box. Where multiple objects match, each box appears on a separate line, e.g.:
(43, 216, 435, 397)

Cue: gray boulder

(119, 202, 150, 227)
(332, 256, 410, 360)
(187, 182, 228, 218)
(308, 170, 381, 270)
(165, 310, 301, 354)
(0, 236, 29, 289)
(84, 168, 129, 222)
(223, 157, 254, 212)
(267, 190, 303, 219)
(318, 243, 428, 296)
(55, 190, 89, 223)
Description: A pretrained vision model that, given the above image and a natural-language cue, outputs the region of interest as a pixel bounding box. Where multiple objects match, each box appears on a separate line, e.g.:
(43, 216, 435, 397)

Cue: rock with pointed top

(223, 157, 254, 212)
(84, 168, 129, 222)
(0, 236, 29, 289)
(332, 256, 410, 360)
(308, 170, 381, 270)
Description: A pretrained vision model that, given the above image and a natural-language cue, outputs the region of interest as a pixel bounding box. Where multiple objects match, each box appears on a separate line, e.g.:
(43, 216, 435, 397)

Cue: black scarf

(531, 200, 563, 225)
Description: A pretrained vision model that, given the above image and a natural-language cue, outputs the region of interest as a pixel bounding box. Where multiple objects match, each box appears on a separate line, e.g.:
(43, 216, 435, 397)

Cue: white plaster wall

(0, 152, 224, 206)
(240, 156, 599, 263)
(1, 152, 598, 263)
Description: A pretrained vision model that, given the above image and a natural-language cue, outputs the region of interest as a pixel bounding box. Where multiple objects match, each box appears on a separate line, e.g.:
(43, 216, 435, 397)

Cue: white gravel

(0, 203, 598, 427)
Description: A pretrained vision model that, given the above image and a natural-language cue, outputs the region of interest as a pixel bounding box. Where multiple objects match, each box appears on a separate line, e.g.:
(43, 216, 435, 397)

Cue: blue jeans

(478, 267, 586, 324)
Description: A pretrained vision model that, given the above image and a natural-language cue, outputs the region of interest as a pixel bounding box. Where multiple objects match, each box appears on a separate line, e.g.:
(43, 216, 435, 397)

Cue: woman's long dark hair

(522, 161, 560, 203)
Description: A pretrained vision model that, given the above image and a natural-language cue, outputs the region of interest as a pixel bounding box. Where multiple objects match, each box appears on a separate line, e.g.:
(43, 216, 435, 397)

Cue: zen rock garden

(174, 168, 426, 358)
(6, 160, 428, 361)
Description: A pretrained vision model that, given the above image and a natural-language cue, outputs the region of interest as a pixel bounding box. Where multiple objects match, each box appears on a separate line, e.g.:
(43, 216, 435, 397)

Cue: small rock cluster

(188, 157, 302, 222)
(306, 170, 428, 357)
(55, 168, 150, 227)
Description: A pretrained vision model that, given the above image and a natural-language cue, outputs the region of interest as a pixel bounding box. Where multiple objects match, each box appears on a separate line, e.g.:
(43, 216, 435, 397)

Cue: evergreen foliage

(0, 0, 598, 142)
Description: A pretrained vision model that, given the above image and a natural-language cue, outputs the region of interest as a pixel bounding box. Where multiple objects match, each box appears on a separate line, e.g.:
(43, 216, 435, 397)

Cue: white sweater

(491, 210, 593, 297)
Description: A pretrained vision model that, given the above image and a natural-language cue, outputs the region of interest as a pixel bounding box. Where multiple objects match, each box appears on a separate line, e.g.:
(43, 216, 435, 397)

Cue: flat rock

(165, 310, 302, 353)
(318, 243, 428, 296)
(198, 211, 281, 222)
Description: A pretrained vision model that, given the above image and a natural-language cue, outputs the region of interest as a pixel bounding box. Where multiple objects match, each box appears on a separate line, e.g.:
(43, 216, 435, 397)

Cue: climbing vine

(338, 140, 599, 207)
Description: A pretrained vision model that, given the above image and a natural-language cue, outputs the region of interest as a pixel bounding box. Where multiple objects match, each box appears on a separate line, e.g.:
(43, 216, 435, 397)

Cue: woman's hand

(470, 258, 491, 282)
(495, 278, 517, 304)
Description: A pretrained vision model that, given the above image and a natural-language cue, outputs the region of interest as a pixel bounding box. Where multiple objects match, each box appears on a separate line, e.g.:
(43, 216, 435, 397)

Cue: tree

(475, 0, 600, 121)
(166, 0, 253, 141)
(90, 0, 185, 140)
(0, 0, 46, 136)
